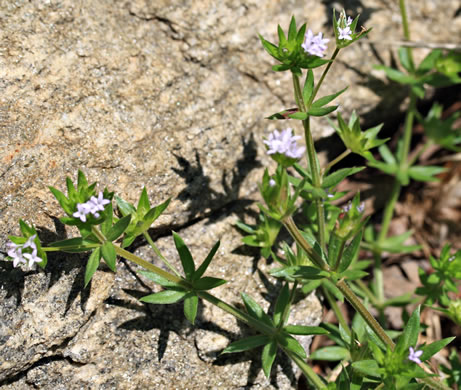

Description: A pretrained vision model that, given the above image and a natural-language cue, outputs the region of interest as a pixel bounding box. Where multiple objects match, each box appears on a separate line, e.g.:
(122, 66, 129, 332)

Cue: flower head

(73, 192, 110, 221)
(301, 29, 329, 57)
(408, 347, 423, 364)
(264, 128, 305, 160)
(7, 234, 42, 268)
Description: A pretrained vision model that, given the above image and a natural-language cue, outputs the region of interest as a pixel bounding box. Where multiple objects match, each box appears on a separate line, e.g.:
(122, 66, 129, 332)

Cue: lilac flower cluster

(73, 191, 110, 222)
(264, 128, 305, 160)
(7, 235, 42, 268)
(301, 29, 329, 57)
(342, 201, 365, 213)
(338, 14, 353, 41)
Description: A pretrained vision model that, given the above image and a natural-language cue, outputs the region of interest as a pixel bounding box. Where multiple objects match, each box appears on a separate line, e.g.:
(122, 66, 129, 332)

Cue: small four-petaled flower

(408, 347, 423, 364)
(264, 128, 305, 159)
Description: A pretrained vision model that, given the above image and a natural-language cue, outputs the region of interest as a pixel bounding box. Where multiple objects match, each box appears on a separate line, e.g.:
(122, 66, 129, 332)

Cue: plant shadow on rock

(112, 259, 296, 388)
(172, 133, 261, 223)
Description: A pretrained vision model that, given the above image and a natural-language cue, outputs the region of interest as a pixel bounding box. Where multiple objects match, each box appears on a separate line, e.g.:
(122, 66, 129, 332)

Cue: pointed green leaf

(193, 277, 227, 291)
(221, 335, 270, 354)
(273, 283, 290, 326)
(398, 47, 414, 73)
(142, 198, 170, 225)
(184, 293, 199, 324)
(172, 232, 195, 280)
(302, 70, 314, 104)
(262, 340, 277, 378)
(115, 195, 137, 217)
(137, 270, 184, 288)
(105, 214, 132, 242)
(137, 187, 150, 217)
(287, 112, 308, 120)
(193, 240, 220, 281)
(420, 337, 455, 361)
(374, 65, 416, 84)
(311, 87, 348, 108)
(328, 232, 345, 268)
(322, 167, 365, 188)
(101, 241, 117, 271)
(259, 35, 281, 60)
(84, 247, 101, 288)
(310, 346, 350, 361)
(140, 289, 187, 304)
(351, 360, 381, 378)
(241, 293, 273, 327)
(77, 170, 89, 193)
(292, 266, 330, 280)
(49, 186, 72, 214)
(284, 325, 329, 335)
(19, 220, 35, 236)
(287, 16, 297, 40)
(100, 202, 113, 235)
(408, 165, 445, 182)
(307, 105, 338, 117)
(418, 49, 442, 75)
(277, 25, 287, 45)
(338, 230, 362, 273)
(277, 332, 306, 359)
(396, 306, 420, 354)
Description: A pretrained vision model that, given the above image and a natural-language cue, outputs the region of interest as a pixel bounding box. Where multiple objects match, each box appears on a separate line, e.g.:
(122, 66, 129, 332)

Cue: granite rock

(1, 0, 460, 388)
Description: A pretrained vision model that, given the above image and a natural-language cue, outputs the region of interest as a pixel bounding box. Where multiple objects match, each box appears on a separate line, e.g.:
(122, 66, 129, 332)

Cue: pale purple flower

(408, 347, 423, 364)
(7, 235, 42, 268)
(73, 192, 110, 221)
(337, 13, 354, 41)
(73, 202, 91, 222)
(264, 128, 305, 159)
(88, 192, 110, 216)
(356, 202, 365, 213)
(7, 241, 26, 267)
(269, 179, 276, 187)
(338, 26, 352, 40)
(23, 247, 42, 268)
(301, 29, 329, 57)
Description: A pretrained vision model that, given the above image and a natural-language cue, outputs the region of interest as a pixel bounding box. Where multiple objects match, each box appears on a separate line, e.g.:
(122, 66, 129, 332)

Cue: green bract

(329, 111, 388, 160)
(259, 16, 330, 75)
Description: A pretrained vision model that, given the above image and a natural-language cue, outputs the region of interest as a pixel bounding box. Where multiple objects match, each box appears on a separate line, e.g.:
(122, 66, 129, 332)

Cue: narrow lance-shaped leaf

(338, 230, 362, 273)
(137, 187, 150, 217)
(273, 283, 290, 326)
(221, 335, 270, 354)
(262, 340, 277, 378)
(172, 232, 195, 280)
(193, 240, 220, 281)
(277, 332, 306, 359)
(105, 215, 132, 242)
(311, 87, 348, 108)
(140, 289, 187, 304)
(137, 270, 184, 288)
(241, 293, 273, 327)
(284, 325, 329, 335)
(396, 306, 420, 354)
(302, 69, 314, 104)
(193, 277, 227, 291)
(184, 293, 199, 324)
(307, 105, 338, 117)
(101, 241, 117, 272)
(84, 247, 101, 288)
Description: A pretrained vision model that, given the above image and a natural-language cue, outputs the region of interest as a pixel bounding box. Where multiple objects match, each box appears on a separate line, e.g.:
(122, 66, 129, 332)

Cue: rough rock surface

(1, 0, 460, 388)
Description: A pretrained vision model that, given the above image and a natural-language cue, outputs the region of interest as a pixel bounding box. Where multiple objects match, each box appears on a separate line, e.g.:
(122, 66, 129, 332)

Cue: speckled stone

(1, 0, 460, 388)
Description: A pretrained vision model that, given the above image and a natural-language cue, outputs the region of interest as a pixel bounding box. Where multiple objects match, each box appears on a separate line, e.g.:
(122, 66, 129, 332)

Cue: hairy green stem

(322, 149, 351, 175)
(336, 279, 395, 350)
(292, 73, 306, 112)
(398, 0, 414, 71)
(114, 244, 183, 284)
(282, 216, 327, 269)
(308, 48, 340, 106)
(143, 231, 182, 278)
